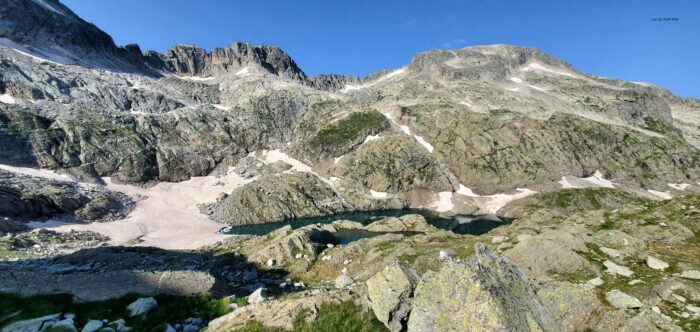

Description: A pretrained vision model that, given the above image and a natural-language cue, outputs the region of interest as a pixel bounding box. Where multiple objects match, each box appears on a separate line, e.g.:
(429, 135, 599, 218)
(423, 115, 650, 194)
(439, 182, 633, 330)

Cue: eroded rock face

(407, 244, 558, 331)
(161, 43, 307, 81)
(0, 169, 132, 222)
(250, 224, 336, 263)
(333, 134, 454, 193)
(364, 214, 436, 233)
(201, 172, 349, 225)
(366, 261, 419, 332)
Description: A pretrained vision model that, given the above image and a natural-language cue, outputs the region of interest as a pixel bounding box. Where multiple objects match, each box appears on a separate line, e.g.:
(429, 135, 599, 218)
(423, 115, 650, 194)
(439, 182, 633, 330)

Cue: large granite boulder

(366, 261, 420, 331)
(407, 243, 558, 331)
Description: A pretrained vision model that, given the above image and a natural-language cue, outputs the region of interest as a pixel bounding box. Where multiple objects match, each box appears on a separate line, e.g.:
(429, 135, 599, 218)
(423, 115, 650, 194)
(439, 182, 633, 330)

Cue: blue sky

(62, 0, 699, 98)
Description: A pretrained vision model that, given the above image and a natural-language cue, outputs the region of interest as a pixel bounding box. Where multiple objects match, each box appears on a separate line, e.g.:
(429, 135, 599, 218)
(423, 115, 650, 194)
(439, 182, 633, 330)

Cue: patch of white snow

(369, 190, 388, 199)
(432, 192, 454, 212)
(0, 94, 17, 104)
(668, 183, 691, 191)
(648, 190, 672, 200)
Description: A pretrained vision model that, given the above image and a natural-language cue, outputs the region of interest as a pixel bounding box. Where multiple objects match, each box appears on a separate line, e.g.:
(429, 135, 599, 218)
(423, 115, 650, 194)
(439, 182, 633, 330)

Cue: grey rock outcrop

(161, 43, 307, 81)
(0, 170, 133, 222)
(407, 244, 558, 331)
(0, 0, 164, 75)
(366, 261, 419, 332)
(202, 172, 349, 225)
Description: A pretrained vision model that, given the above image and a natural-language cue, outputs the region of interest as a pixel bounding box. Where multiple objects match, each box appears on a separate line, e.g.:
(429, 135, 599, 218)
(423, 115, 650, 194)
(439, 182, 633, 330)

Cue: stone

(52, 318, 78, 332)
(588, 277, 604, 286)
(81, 320, 104, 332)
(671, 293, 686, 303)
(628, 279, 643, 285)
(165, 324, 177, 332)
(248, 287, 268, 304)
(366, 261, 420, 332)
(334, 274, 354, 289)
(127, 297, 158, 317)
(603, 260, 634, 277)
(242, 269, 258, 281)
(680, 270, 700, 280)
(267, 259, 275, 267)
(407, 244, 558, 331)
(0, 313, 61, 332)
(605, 290, 643, 309)
(599, 246, 621, 258)
(537, 281, 601, 332)
(491, 235, 508, 244)
(438, 250, 451, 261)
(645, 256, 669, 270)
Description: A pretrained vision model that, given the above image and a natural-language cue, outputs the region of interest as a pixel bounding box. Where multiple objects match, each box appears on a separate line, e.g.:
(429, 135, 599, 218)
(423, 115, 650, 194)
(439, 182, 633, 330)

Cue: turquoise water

(219, 209, 510, 236)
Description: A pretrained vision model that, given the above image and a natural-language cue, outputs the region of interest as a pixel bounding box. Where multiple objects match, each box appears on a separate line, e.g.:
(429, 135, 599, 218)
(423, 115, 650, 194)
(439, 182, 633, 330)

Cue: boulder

(248, 287, 268, 304)
(603, 260, 634, 277)
(127, 297, 158, 317)
(81, 320, 104, 332)
(680, 270, 700, 280)
(536, 281, 601, 331)
(366, 261, 419, 332)
(407, 244, 558, 331)
(504, 230, 595, 279)
(250, 225, 336, 263)
(606, 290, 643, 309)
(645, 256, 669, 270)
(0, 313, 61, 332)
(51, 318, 78, 332)
(334, 274, 354, 289)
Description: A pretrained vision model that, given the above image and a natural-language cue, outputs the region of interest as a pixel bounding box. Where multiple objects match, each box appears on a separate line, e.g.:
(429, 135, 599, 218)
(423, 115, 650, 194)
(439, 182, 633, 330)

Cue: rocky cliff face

(0, 0, 164, 75)
(160, 43, 307, 81)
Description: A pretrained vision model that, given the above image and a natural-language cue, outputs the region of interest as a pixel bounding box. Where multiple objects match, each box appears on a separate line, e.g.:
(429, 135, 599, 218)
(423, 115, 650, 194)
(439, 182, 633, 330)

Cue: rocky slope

(1, 1, 700, 331)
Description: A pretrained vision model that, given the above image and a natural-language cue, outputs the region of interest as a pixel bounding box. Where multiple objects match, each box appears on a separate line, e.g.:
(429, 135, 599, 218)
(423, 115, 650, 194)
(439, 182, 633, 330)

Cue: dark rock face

(307, 74, 360, 92)
(0, 170, 133, 222)
(0, 0, 164, 76)
(161, 43, 307, 81)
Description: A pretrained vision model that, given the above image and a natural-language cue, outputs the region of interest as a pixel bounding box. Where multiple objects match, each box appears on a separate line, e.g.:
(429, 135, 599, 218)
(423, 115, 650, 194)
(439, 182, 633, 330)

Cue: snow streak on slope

(341, 68, 406, 93)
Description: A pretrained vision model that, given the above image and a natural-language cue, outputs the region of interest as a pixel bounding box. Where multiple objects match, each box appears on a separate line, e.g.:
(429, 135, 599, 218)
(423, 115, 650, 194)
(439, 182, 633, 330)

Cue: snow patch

(34, 0, 66, 16)
(0, 94, 17, 104)
(521, 62, 577, 78)
(584, 171, 615, 188)
(370, 190, 388, 199)
(212, 104, 231, 111)
(235, 67, 251, 76)
(0, 37, 70, 65)
(341, 68, 406, 93)
(380, 111, 434, 153)
(432, 192, 454, 212)
(648, 190, 672, 200)
(414, 135, 434, 153)
(455, 184, 480, 198)
(668, 183, 691, 191)
(334, 156, 344, 164)
(558, 176, 578, 189)
(177, 75, 215, 82)
(364, 135, 382, 143)
(484, 188, 537, 214)
(0, 164, 71, 181)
